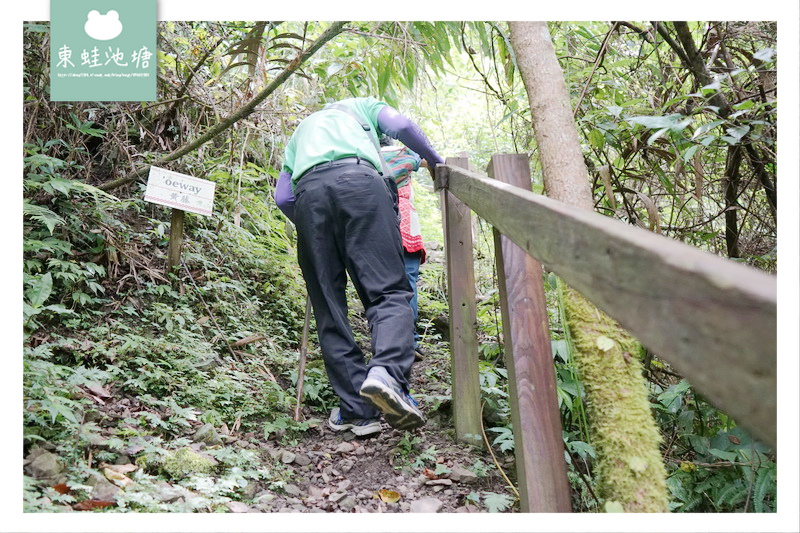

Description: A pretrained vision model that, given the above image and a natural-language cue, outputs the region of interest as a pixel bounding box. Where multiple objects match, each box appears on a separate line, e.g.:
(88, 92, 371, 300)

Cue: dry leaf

(595, 336, 615, 352)
(693, 151, 704, 201)
(598, 165, 616, 209)
(73, 499, 116, 511)
(673, 157, 684, 190)
(230, 334, 266, 348)
(635, 191, 661, 234)
(87, 383, 112, 398)
(100, 462, 138, 474)
(377, 489, 401, 503)
(422, 468, 438, 480)
(52, 483, 70, 495)
(103, 467, 134, 488)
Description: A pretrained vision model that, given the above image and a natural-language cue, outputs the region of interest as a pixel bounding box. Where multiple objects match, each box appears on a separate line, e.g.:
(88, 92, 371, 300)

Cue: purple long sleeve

(377, 106, 444, 169)
(274, 170, 296, 222)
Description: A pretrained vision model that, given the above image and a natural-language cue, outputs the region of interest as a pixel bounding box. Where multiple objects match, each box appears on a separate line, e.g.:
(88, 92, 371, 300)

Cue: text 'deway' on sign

(144, 166, 216, 216)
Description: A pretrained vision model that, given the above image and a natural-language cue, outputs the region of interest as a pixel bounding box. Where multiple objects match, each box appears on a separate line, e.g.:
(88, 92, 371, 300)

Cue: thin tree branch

(652, 21, 693, 69)
(615, 21, 653, 42)
(671, 21, 732, 117)
(573, 22, 619, 119)
(345, 28, 425, 47)
(723, 145, 743, 258)
(169, 36, 226, 110)
(99, 21, 349, 192)
(461, 23, 509, 107)
(743, 143, 777, 220)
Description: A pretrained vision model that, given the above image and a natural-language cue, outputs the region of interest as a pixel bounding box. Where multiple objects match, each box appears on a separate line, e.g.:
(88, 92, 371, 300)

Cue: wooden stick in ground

(168, 208, 185, 271)
(294, 294, 312, 422)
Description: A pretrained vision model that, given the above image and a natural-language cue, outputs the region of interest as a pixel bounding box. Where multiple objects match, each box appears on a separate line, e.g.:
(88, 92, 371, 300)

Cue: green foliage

(651, 380, 777, 512)
(411, 445, 439, 470)
(24, 355, 86, 440)
(390, 432, 424, 466)
(287, 363, 337, 412)
(486, 425, 514, 453)
(482, 491, 514, 512)
(262, 413, 318, 446)
(22, 146, 118, 330)
(22, 87, 311, 510)
(561, 21, 776, 265)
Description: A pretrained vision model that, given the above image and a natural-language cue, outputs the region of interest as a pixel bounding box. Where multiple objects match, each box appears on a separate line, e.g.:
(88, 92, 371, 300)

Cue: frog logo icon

(84, 10, 123, 41)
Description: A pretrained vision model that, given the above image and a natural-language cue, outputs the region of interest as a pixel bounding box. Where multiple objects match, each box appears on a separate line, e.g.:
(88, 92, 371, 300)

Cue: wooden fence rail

(434, 157, 777, 454)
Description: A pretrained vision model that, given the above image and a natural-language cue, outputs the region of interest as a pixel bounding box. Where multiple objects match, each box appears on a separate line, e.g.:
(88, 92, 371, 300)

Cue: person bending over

(274, 97, 443, 436)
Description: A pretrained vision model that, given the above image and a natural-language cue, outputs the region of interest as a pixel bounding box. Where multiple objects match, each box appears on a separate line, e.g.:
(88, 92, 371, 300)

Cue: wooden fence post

(168, 208, 185, 271)
(439, 157, 483, 446)
(488, 154, 572, 512)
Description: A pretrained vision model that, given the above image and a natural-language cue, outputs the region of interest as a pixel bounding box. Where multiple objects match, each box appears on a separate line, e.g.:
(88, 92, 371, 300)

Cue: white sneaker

(327, 407, 382, 436)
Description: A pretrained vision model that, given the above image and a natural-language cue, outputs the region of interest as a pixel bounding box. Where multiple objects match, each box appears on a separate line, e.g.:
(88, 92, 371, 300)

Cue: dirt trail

(230, 243, 516, 513)
(251, 344, 515, 513)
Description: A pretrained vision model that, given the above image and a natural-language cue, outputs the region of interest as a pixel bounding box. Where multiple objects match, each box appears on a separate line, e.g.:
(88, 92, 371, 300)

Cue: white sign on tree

(144, 166, 215, 216)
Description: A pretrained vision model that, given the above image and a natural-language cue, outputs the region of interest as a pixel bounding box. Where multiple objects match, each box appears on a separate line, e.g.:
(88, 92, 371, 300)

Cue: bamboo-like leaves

(223, 22, 307, 78)
(223, 21, 269, 76)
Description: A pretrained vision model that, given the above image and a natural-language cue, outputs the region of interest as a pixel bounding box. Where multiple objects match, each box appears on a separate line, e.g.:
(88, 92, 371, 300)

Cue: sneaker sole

(327, 418, 382, 437)
(359, 379, 426, 431)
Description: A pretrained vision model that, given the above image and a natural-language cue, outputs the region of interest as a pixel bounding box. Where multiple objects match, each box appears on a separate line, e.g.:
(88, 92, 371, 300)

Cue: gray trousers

(294, 160, 416, 420)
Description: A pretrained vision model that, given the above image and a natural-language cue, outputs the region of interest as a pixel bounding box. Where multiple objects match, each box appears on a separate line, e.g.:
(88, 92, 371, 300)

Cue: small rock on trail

(410, 497, 444, 513)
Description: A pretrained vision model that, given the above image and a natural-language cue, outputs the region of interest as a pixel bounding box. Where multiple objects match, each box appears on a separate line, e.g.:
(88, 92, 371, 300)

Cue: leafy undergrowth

(22, 151, 517, 513)
(23, 313, 518, 514)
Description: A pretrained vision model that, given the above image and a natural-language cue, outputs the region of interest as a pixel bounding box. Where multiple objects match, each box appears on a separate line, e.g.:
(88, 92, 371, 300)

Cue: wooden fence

(434, 154, 777, 513)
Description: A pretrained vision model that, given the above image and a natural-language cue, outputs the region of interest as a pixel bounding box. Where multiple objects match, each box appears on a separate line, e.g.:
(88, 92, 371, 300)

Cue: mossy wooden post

(488, 154, 572, 512)
(168, 208, 185, 271)
(438, 156, 482, 446)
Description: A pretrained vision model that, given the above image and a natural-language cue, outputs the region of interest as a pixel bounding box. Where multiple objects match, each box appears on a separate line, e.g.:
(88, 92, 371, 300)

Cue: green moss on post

(563, 286, 668, 512)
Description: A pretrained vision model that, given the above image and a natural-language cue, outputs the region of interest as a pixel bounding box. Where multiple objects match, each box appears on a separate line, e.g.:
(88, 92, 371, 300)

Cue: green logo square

(50, 0, 156, 101)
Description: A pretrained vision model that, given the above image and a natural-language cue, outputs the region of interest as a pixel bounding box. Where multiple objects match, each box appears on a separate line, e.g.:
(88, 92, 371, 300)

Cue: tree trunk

(509, 21, 669, 513)
(507, 23, 594, 210)
(723, 146, 743, 258)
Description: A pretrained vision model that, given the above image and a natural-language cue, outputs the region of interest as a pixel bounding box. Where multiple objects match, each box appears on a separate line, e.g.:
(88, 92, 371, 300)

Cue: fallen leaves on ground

(103, 466, 134, 487)
(73, 499, 116, 511)
(52, 483, 70, 495)
(377, 489, 401, 503)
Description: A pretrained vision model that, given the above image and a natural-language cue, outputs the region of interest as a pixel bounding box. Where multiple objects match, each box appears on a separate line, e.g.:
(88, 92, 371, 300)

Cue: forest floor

(248, 341, 516, 514)
(24, 333, 516, 514)
(23, 249, 518, 514)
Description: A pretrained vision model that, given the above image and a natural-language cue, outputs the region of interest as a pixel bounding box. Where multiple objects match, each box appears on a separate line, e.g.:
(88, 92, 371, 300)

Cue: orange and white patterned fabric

(381, 146, 426, 263)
